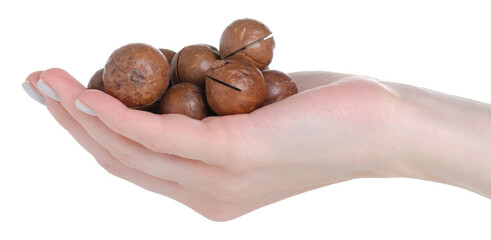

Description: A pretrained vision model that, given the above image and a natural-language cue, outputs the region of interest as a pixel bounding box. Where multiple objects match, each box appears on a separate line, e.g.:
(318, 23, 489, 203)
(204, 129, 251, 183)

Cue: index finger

(77, 90, 231, 165)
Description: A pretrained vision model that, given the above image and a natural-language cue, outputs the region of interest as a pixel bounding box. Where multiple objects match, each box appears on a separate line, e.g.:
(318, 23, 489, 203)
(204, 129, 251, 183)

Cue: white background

(1, 0, 491, 239)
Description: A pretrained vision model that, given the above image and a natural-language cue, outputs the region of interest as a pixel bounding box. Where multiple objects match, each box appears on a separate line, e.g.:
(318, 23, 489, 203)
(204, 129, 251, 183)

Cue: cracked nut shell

(219, 18, 275, 70)
(87, 68, 104, 91)
(159, 82, 209, 120)
(103, 43, 170, 109)
(261, 70, 298, 106)
(169, 44, 220, 87)
(205, 60, 265, 115)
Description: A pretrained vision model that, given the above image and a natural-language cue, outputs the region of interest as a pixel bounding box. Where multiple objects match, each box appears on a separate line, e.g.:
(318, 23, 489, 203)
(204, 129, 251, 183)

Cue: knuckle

(191, 195, 244, 222)
(113, 109, 133, 136)
(146, 121, 168, 153)
(198, 205, 241, 222)
(187, 172, 252, 221)
(148, 139, 165, 153)
(112, 150, 143, 171)
(94, 158, 121, 177)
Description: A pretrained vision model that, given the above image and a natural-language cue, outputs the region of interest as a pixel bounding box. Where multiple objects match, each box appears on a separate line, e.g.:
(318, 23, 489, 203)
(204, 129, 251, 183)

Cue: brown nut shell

(170, 44, 220, 87)
(261, 70, 298, 106)
(168, 50, 181, 87)
(87, 68, 104, 91)
(159, 82, 209, 120)
(103, 43, 170, 108)
(159, 48, 176, 65)
(205, 60, 265, 115)
(219, 18, 275, 70)
(145, 97, 163, 114)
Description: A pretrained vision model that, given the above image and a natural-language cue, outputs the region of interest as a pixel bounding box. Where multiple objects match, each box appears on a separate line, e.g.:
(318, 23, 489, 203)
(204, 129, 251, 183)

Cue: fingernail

(37, 79, 59, 101)
(22, 81, 45, 105)
(75, 99, 97, 116)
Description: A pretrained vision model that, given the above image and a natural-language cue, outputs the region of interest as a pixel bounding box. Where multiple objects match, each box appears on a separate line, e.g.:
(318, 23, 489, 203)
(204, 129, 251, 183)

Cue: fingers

(77, 89, 231, 165)
(23, 71, 45, 105)
(25, 71, 181, 197)
(37, 68, 211, 183)
(51, 100, 181, 197)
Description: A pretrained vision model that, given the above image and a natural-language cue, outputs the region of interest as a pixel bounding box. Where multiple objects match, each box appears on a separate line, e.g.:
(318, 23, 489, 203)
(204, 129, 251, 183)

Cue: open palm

(26, 69, 399, 221)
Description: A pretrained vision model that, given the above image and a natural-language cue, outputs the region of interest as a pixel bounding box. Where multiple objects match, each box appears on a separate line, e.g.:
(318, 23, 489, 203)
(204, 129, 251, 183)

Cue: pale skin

(24, 68, 491, 221)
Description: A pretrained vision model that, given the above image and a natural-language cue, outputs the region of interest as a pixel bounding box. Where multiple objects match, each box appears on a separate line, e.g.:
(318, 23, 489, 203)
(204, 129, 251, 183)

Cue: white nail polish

(37, 79, 60, 101)
(75, 99, 97, 116)
(22, 81, 45, 105)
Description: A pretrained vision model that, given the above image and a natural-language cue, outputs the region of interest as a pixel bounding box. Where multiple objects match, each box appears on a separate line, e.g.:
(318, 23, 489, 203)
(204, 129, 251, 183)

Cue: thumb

(288, 71, 351, 92)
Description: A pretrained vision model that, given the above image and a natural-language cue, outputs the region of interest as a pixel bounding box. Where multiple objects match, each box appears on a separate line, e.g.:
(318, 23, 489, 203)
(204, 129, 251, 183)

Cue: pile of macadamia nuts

(88, 18, 298, 120)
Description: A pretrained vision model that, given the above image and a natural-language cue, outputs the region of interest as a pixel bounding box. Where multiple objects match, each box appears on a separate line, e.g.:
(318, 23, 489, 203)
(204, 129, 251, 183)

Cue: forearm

(290, 71, 491, 197)
(382, 82, 491, 198)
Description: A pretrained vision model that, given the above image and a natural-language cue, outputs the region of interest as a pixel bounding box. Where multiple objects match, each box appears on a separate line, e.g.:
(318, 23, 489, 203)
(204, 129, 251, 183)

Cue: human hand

(23, 68, 406, 221)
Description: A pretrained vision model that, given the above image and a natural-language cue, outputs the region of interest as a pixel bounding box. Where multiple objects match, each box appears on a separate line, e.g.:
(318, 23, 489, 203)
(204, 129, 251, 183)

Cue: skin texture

(87, 68, 104, 91)
(26, 69, 491, 222)
(159, 82, 209, 120)
(261, 70, 298, 106)
(170, 44, 220, 87)
(205, 60, 265, 115)
(103, 43, 170, 108)
(219, 18, 275, 70)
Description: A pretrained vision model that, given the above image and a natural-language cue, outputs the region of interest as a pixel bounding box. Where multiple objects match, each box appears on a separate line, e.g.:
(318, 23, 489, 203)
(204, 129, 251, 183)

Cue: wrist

(375, 82, 491, 197)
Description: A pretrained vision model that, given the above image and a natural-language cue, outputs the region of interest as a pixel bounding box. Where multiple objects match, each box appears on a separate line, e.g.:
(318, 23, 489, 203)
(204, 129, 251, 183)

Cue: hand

(34, 68, 491, 221)
(24, 69, 399, 221)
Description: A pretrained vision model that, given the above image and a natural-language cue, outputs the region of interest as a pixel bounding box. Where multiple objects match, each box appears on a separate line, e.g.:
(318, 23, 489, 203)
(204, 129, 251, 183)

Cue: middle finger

(38, 68, 212, 184)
